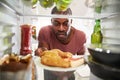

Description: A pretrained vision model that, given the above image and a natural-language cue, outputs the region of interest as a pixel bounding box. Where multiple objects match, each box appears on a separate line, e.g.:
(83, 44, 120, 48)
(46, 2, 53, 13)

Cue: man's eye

(53, 22, 60, 26)
(63, 22, 69, 26)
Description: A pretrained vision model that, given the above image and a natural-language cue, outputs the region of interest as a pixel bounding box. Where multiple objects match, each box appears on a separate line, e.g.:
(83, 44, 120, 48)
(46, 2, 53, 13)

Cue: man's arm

(35, 41, 48, 57)
(35, 30, 49, 57)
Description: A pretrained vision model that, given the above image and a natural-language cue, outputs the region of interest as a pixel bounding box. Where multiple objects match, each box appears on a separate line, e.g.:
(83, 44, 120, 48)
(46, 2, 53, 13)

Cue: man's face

(51, 18, 71, 41)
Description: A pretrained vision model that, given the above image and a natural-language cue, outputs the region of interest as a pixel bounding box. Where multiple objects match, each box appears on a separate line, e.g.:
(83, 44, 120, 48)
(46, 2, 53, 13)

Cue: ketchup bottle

(20, 24, 32, 55)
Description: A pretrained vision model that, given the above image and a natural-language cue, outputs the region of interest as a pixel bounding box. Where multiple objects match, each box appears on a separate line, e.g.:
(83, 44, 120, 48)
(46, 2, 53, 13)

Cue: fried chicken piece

(50, 49, 72, 58)
(41, 50, 70, 68)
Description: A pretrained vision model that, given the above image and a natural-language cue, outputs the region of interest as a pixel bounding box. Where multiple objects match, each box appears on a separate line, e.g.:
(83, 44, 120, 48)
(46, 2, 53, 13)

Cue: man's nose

(58, 24, 65, 31)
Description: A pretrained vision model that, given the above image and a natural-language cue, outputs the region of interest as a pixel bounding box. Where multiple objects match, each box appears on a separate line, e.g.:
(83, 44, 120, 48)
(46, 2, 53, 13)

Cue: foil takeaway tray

(0, 61, 32, 80)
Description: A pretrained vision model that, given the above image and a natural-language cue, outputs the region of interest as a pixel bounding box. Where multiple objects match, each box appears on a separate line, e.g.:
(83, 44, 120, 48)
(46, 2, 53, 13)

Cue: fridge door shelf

(0, 43, 15, 55)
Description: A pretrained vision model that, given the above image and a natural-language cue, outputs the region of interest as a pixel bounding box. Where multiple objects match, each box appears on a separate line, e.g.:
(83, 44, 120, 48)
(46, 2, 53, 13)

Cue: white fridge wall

(102, 15, 120, 45)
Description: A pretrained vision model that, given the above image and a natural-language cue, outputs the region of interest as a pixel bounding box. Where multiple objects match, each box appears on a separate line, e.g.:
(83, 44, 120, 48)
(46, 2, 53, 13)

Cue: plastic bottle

(20, 24, 32, 55)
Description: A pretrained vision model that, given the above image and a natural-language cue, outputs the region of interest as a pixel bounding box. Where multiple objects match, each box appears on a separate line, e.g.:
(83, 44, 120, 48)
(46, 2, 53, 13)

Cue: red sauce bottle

(20, 24, 32, 55)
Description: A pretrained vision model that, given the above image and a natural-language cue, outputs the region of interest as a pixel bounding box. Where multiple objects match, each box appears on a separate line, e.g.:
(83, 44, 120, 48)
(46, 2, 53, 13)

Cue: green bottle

(55, 0, 72, 11)
(91, 19, 103, 44)
(39, 0, 54, 8)
(94, 0, 102, 13)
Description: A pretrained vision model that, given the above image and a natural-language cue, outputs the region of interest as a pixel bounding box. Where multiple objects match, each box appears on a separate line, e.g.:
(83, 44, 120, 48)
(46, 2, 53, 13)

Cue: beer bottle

(91, 19, 103, 44)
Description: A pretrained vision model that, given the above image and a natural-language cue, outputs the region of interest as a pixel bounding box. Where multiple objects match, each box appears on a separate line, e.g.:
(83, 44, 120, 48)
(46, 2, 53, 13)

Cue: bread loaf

(70, 57, 84, 67)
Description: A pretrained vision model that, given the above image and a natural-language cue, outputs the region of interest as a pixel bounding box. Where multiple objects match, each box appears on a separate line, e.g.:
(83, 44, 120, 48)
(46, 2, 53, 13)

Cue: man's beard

(56, 27, 71, 41)
(54, 26, 71, 41)
(56, 32, 68, 41)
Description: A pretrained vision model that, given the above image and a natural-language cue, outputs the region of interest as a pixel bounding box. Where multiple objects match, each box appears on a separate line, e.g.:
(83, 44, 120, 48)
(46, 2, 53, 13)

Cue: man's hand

(35, 47, 47, 57)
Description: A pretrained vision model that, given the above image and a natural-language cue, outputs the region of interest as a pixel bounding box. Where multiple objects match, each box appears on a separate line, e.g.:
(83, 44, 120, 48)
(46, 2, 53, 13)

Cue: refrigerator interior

(0, 0, 120, 58)
(0, 0, 120, 80)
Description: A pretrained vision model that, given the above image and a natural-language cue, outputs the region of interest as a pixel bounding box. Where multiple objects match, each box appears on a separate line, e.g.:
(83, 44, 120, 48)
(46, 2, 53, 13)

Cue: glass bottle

(94, 0, 102, 13)
(91, 19, 103, 44)
(32, 26, 36, 40)
(39, 0, 54, 8)
(55, 0, 72, 11)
